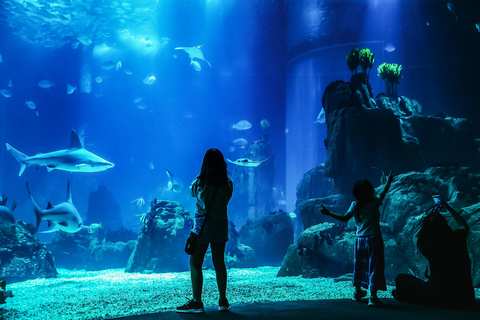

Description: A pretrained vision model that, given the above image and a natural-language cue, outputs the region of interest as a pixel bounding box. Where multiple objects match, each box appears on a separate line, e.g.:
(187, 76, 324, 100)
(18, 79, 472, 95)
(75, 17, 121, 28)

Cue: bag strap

(198, 185, 219, 236)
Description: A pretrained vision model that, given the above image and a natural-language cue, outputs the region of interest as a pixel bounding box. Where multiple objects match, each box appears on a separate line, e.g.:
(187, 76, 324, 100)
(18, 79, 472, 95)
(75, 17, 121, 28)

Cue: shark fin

(69, 129, 83, 149)
(46, 202, 53, 210)
(47, 166, 55, 172)
(47, 220, 52, 227)
(66, 181, 72, 203)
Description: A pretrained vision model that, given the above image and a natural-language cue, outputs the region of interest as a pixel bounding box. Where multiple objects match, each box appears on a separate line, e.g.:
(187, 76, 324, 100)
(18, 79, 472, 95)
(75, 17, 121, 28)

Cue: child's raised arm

(320, 204, 354, 222)
(378, 170, 394, 201)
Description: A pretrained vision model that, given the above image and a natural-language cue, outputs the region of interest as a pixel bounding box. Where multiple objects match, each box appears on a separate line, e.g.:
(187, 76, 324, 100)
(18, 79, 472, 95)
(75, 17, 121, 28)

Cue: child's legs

(353, 237, 370, 291)
(368, 234, 387, 296)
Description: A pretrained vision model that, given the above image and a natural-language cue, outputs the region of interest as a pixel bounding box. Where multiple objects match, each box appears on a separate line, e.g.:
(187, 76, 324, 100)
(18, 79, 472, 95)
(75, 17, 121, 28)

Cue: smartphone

(432, 195, 441, 205)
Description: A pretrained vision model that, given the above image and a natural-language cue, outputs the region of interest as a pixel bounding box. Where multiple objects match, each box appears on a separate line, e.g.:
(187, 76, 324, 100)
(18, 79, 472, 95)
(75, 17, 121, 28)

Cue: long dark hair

(197, 148, 228, 186)
(417, 207, 453, 258)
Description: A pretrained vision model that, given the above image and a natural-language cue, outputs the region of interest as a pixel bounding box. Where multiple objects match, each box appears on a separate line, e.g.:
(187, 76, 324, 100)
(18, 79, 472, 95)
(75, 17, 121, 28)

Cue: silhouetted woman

(177, 148, 233, 313)
(393, 200, 474, 310)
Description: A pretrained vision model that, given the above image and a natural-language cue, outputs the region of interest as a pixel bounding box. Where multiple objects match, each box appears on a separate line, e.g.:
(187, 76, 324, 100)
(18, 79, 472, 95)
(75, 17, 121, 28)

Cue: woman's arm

(443, 201, 469, 232)
(320, 205, 354, 222)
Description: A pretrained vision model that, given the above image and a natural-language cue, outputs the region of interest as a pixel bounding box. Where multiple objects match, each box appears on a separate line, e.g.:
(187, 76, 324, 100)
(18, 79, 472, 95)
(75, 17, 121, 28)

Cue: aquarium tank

(0, 0, 479, 318)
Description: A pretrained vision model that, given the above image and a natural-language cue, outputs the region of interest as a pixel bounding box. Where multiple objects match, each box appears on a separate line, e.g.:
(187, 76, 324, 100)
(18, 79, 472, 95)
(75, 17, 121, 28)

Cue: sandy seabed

(1, 267, 479, 320)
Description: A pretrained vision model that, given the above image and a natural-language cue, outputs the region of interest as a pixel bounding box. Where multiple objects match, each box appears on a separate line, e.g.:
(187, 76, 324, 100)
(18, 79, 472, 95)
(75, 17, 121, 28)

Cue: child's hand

(320, 205, 329, 215)
(387, 170, 394, 182)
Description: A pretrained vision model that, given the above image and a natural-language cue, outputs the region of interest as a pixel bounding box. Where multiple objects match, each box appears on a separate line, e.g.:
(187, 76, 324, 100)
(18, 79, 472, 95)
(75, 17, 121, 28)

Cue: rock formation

(228, 137, 276, 228)
(0, 197, 57, 283)
(280, 167, 480, 288)
(322, 77, 480, 194)
(125, 200, 192, 273)
(239, 211, 294, 266)
(47, 228, 137, 270)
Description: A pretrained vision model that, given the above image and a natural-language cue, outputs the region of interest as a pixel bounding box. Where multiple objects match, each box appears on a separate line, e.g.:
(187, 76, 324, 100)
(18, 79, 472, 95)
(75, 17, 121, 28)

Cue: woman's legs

(210, 242, 227, 300)
(190, 241, 210, 302)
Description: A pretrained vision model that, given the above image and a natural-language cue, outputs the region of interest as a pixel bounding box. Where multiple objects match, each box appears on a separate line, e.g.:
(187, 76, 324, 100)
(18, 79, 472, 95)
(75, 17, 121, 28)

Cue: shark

(174, 44, 212, 68)
(26, 181, 83, 234)
(6, 129, 114, 176)
(226, 157, 270, 167)
(165, 168, 183, 193)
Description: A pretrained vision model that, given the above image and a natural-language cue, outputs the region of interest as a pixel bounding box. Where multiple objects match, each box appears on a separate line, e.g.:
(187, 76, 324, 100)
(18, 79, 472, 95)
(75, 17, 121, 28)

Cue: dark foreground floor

(116, 299, 480, 320)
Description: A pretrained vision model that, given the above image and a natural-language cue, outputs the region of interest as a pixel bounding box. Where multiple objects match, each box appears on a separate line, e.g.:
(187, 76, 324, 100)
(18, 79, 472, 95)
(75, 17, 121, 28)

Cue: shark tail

(6, 143, 29, 176)
(26, 182, 43, 234)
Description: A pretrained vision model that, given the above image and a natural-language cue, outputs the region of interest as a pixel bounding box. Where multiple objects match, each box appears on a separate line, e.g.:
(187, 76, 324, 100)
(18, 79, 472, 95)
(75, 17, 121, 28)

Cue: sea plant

(346, 48, 360, 75)
(377, 62, 402, 96)
(347, 48, 375, 85)
(359, 48, 374, 83)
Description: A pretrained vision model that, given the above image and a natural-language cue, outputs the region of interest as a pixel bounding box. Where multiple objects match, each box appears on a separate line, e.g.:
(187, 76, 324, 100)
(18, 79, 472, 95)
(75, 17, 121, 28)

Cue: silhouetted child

(320, 171, 393, 307)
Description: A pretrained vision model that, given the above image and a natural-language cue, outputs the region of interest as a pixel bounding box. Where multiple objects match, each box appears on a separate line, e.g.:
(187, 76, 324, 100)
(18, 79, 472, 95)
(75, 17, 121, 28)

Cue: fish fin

(66, 181, 72, 203)
(47, 220, 52, 227)
(40, 226, 60, 234)
(69, 129, 83, 149)
(6, 143, 29, 176)
(46, 202, 53, 209)
(165, 168, 174, 180)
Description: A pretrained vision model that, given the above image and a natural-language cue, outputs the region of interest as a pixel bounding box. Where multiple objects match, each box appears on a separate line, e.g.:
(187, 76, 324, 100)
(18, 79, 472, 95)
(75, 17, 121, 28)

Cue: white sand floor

(1, 267, 479, 320)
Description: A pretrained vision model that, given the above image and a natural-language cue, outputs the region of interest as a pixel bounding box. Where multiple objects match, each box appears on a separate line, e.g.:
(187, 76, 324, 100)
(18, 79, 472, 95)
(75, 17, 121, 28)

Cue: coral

(359, 48, 374, 84)
(346, 48, 360, 75)
(377, 62, 403, 96)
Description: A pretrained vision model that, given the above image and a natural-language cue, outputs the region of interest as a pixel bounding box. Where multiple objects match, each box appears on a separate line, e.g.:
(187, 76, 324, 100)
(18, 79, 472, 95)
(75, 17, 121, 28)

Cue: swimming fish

(165, 169, 183, 193)
(67, 84, 76, 94)
(447, 2, 457, 21)
(7, 79, 12, 87)
(260, 119, 270, 131)
(27, 181, 83, 234)
(101, 60, 120, 70)
(0, 89, 12, 98)
(160, 37, 170, 46)
(25, 101, 36, 110)
(384, 43, 396, 53)
(87, 222, 102, 233)
(174, 44, 212, 68)
(6, 129, 114, 176)
(38, 80, 54, 88)
(476, 23, 480, 33)
(315, 108, 326, 124)
(143, 75, 156, 85)
(124, 69, 133, 75)
(232, 138, 248, 146)
(226, 157, 269, 167)
(232, 120, 252, 130)
(77, 34, 92, 46)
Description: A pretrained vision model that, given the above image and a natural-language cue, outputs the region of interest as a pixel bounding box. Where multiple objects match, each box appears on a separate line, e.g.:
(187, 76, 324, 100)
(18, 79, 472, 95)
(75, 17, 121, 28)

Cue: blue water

(0, 0, 479, 241)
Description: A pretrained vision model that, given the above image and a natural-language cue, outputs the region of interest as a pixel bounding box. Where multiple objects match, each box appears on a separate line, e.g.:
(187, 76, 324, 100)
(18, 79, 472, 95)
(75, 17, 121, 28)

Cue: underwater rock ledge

(322, 79, 480, 194)
(281, 166, 480, 288)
